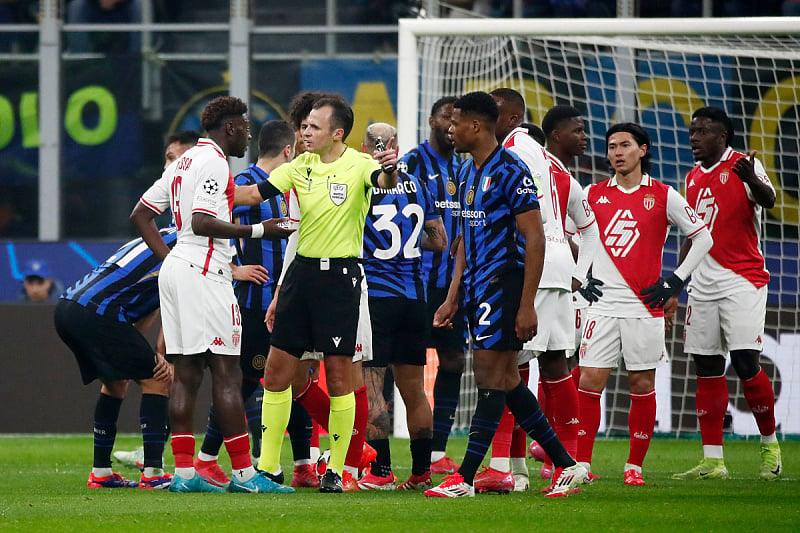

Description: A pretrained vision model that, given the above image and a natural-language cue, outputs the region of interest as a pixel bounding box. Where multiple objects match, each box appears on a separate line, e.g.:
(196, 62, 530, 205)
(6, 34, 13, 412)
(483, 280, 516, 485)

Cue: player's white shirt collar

(502, 126, 545, 150)
(608, 173, 653, 193)
(696, 146, 734, 173)
(196, 137, 225, 159)
(545, 148, 571, 174)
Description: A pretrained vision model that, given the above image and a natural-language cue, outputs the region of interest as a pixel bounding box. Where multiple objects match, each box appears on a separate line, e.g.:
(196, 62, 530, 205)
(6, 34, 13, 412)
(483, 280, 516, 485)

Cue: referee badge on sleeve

(329, 183, 347, 205)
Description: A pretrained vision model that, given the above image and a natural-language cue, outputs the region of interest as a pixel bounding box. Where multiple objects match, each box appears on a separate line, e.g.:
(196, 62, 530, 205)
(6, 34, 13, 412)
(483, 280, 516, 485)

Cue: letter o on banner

(65, 85, 117, 146)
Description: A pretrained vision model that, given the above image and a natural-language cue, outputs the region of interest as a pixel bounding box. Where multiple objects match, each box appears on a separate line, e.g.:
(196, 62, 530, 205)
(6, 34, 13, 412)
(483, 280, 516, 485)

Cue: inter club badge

(643, 193, 655, 211)
(446, 180, 457, 196)
(465, 189, 475, 205)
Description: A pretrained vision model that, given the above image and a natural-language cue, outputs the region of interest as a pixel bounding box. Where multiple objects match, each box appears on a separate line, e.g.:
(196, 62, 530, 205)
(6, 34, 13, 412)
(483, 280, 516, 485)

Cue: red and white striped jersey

(588, 174, 706, 318)
(684, 147, 772, 298)
(140, 138, 235, 281)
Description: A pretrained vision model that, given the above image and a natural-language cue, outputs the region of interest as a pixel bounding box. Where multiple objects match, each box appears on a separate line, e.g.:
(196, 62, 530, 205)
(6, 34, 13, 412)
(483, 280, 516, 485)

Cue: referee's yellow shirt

(267, 147, 380, 258)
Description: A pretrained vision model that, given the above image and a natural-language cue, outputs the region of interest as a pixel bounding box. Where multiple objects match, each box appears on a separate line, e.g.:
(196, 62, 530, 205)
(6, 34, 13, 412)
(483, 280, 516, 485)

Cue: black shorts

(465, 270, 525, 352)
(271, 255, 363, 357)
(364, 297, 428, 368)
(240, 307, 270, 379)
(426, 286, 468, 354)
(54, 300, 157, 385)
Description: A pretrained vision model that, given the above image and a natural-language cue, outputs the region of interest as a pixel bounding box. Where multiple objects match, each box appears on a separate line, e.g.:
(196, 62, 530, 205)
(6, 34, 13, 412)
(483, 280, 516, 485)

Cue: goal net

(398, 17, 800, 438)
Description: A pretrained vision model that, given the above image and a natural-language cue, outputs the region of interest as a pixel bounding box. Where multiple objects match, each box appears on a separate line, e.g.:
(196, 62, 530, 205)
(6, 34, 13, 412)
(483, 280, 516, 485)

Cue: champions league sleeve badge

(202, 179, 219, 195)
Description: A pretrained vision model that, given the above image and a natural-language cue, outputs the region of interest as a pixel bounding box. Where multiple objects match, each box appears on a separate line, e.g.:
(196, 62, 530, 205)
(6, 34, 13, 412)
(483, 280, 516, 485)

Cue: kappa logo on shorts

(329, 183, 347, 205)
(211, 337, 226, 347)
(355, 343, 362, 354)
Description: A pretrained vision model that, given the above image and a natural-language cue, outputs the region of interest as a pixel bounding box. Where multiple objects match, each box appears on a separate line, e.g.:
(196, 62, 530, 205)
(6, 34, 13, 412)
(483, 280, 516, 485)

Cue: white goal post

(397, 17, 800, 438)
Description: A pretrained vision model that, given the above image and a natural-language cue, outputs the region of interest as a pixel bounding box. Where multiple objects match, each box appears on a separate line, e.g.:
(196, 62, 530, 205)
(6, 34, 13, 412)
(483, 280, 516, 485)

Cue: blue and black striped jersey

(62, 228, 178, 323)
(232, 163, 289, 311)
(400, 140, 461, 290)
(363, 172, 440, 300)
(457, 146, 539, 304)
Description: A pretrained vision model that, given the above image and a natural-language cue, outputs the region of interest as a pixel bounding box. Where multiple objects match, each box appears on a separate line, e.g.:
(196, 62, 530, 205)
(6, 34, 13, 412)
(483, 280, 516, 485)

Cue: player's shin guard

(140, 393, 168, 469)
(577, 388, 602, 465)
(257, 387, 292, 473)
(506, 381, 572, 468)
(345, 386, 368, 470)
(459, 389, 505, 484)
(742, 369, 776, 436)
(543, 375, 580, 458)
(328, 392, 356, 475)
(93, 393, 122, 468)
(696, 375, 728, 447)
(432, 368, 461, 452)
(627, 390, 656, 468)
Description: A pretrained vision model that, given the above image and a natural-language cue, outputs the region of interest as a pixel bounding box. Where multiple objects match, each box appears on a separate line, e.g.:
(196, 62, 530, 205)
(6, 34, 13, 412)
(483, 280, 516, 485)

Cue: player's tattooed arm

(421, 217, 447, 252)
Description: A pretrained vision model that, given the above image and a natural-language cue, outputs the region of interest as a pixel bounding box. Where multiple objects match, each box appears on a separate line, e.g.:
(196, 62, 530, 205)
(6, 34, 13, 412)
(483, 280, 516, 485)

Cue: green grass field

(1, 435, 798, 532)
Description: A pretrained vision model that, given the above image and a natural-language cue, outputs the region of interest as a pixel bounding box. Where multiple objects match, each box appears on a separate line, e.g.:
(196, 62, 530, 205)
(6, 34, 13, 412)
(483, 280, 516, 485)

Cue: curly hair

(288, 91, 339, 131)
(200, 96, 248, 132)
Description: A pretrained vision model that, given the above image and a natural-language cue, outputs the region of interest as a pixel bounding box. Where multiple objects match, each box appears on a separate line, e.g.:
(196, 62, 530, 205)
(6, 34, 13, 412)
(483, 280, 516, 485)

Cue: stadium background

(1, 1, 797, 439)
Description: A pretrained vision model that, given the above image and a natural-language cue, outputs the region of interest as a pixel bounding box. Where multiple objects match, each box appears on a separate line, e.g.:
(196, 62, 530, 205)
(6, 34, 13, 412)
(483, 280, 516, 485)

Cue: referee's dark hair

(313, 96, 354, 139)
(606, 122, 652, 174)
(454, 91, 499, 124)
(200, 96, 248, 132)
(430, 96, 457, 118)
(542, 105, 581, 137)
(692, 106, 735, 146)
(165, 130, 200, 149)
(258, 120, 296, 158)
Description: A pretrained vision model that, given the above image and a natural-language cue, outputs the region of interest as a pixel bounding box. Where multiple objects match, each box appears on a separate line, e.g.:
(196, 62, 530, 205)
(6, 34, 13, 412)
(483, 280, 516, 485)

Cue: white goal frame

(397, 16, 800, 438)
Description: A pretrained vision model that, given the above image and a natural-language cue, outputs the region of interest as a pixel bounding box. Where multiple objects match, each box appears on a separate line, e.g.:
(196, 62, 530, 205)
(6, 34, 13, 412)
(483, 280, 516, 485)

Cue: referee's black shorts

(54, 300, 157, 385)
(271, 255, 363, 357)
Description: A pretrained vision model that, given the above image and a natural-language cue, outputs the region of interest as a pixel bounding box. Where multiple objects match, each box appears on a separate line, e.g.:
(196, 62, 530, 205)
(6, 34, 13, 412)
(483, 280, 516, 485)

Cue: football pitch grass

(1, 435, 798, 532)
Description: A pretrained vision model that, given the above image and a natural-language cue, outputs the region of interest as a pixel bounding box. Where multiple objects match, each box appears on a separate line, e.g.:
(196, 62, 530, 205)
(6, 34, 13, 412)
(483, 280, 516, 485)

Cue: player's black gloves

(577, 274, 604, 303)
(641, 273, 684, 309)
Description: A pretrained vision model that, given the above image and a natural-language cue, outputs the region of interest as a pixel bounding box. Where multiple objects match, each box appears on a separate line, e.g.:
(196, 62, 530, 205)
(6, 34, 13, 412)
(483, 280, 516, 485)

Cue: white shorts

(300, 274, 372, 363)
(574, 305, 588, 353)
(159, 255, 241, 356)
(519, 289, 575, 364)
(578, 312, 668, 371)
(684, 285, 767, 356)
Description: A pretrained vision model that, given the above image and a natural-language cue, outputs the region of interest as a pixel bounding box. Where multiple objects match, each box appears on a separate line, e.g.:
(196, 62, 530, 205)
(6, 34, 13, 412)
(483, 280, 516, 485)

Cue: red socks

(297, 379, 331, 430)
(627, 390, 656, 467)
(171, 433, 195, 469)
(742, 368, 776, 436)
(696, 375, 728, 446)
(345, 386, 368, 468)
(224, 432, 252, 471)
(543, 375, 580, 458)
(577, 388, 602, 464)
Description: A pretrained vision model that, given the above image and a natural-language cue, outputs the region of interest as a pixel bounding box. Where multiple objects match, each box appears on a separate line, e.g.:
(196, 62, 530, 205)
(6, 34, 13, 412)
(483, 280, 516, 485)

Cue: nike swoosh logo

(475, 334, 491, 341)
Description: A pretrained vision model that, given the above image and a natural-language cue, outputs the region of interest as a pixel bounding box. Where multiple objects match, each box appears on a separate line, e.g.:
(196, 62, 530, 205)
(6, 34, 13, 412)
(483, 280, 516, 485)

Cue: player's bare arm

(733, 151, 776, 209)
(130, 201, 171, 260)
(421, 217, 447, 252)
(433, 237, 465, 329)
(515, 208, 545, 341)
(191, 212, 294, 240)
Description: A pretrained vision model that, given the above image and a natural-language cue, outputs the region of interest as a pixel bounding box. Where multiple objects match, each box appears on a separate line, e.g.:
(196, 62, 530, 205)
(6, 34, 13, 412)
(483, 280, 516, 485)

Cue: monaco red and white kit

(587, 174, 706, 319)
(141, 138, 236, 281)
(138, 137, 241, 356)
(684, 147, 772, 299)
